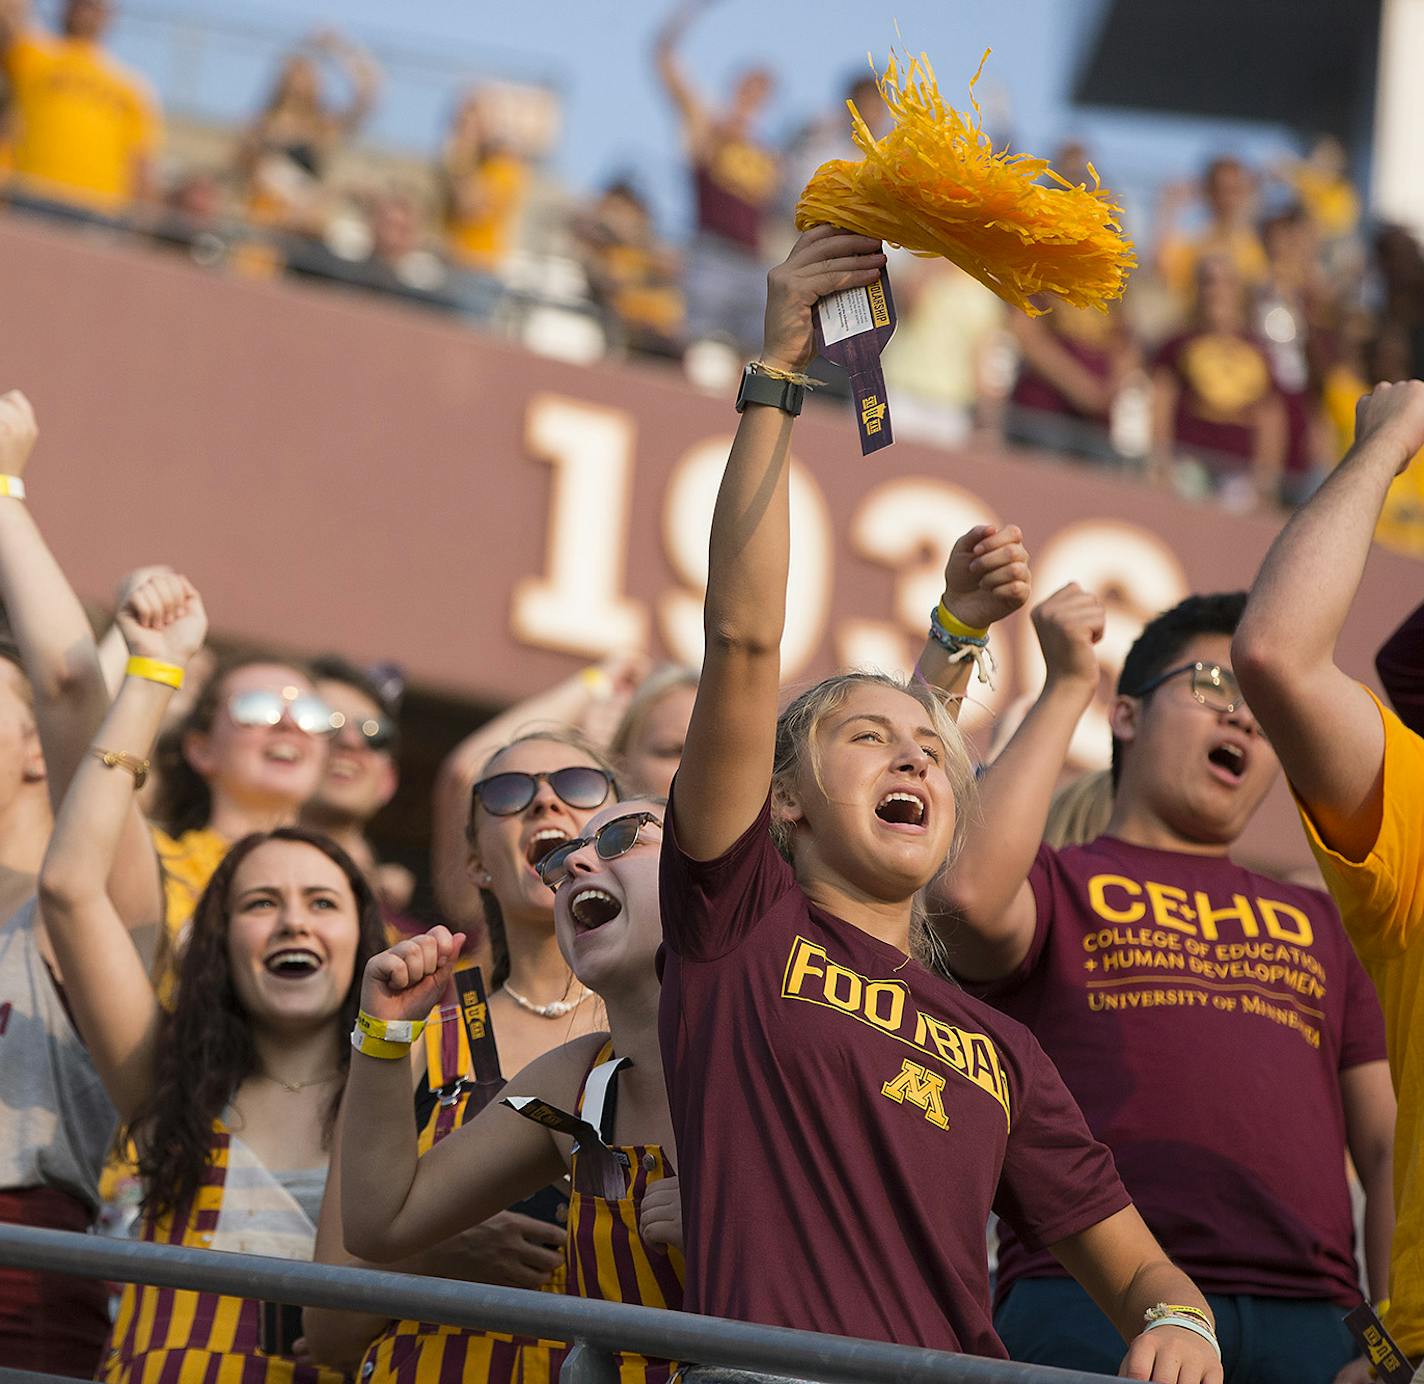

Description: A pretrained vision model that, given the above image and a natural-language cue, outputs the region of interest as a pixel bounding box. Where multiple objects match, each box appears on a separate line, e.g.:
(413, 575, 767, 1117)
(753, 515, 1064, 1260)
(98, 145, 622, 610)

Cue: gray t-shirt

(0, 896, 117, 1213)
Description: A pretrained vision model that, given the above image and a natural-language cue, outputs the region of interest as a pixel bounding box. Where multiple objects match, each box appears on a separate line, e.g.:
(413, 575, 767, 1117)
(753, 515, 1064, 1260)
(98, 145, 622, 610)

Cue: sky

(91, 0, 1305, 239)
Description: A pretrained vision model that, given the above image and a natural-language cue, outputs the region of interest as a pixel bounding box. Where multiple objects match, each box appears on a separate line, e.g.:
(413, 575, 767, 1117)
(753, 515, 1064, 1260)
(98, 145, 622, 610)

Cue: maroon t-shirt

(1154, 330, 1280, 466)
(658, 794, 1130, 1355)
(971, 837, 1386, 1306)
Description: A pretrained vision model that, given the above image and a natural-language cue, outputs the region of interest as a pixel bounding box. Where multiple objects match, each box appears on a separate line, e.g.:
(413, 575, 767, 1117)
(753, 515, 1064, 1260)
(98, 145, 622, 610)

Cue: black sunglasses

(536, 812, 663, 890)
(471, 765, 615, 818)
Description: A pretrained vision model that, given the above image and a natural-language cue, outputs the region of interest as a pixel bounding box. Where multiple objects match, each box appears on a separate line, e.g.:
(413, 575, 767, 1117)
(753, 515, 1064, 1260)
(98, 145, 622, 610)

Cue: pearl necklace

(501, 982, 594, 1019)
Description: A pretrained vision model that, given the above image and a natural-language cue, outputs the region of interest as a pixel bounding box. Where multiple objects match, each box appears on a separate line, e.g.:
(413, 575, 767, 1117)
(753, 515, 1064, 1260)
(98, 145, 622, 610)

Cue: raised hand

(1031, 582, 1105, 690)
(116, 571, 208, 666)
(0, 390, 39, 478)
(941, 524, 1031, 631)
(1118, 1323, 1223, 1384)
(638, 1175, 682, 1253)
(359, 925, 466, 1024)
(1354, 379, 1424, 474)
(762, 224, 886, 372)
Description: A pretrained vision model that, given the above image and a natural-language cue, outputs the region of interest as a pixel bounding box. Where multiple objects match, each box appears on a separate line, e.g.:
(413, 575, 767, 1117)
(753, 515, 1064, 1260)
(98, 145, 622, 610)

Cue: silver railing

(0, 1223, 1116, 1384)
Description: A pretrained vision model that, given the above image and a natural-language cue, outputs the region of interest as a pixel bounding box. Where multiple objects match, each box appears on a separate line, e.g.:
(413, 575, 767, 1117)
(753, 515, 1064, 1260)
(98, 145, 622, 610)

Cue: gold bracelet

(751, 360, 822, 390)
(90, 747, 150, 790)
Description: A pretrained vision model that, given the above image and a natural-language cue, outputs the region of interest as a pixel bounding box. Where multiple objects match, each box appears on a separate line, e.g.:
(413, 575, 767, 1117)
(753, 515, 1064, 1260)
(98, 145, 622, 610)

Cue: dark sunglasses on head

(471, 765, 614, 818)
(333, 712, 398, 752)
(227, 687, 341, 737)
(1129, 661, 1243, 714)
(537, 811, 662, 890)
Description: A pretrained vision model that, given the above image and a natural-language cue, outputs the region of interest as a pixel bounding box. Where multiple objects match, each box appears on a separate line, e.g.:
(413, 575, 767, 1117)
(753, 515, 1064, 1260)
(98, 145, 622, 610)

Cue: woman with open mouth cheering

(655, 223, 1225, 1382)
(38, 572, 387, 1383)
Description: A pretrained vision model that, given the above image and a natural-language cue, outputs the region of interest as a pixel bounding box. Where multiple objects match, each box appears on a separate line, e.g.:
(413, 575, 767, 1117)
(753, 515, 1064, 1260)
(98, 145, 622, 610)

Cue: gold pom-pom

(794, 49, 1136, 316)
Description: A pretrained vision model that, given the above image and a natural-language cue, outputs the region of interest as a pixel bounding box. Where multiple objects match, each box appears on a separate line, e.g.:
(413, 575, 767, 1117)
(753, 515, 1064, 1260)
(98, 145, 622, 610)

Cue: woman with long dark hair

(39, 573, 386, 1383)
(659, 225, 1224, 1380)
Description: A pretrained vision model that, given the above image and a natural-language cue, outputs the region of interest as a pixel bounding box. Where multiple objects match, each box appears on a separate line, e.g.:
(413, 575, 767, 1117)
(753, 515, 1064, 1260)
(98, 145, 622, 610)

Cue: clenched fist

(359, 925, 467, 1025)
(117, 572, 208, 666)
(941, 524, 1031, 632)
(1354, 379, 1424, 474)
(1032, 583, 1106, 690)
(0, 390, 39, 479)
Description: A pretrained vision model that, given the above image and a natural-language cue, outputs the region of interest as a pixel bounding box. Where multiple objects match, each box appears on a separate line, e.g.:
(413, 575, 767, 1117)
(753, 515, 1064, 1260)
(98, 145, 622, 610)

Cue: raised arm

(653, 0, 709, 144)
(37, 574, 207, 1123)
(929, 584, 1104, 980)
(1234, 381, 1424, 861)
(0, 391, 163, 933)
(340, 927, 566, 1264)
(674, 226, 885, 859)
(912, 523, 1031, 718)
(313, 30, 381, 136)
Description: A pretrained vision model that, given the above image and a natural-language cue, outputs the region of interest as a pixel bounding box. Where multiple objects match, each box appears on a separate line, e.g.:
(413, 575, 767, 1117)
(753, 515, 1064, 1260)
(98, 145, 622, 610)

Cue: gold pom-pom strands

(794, 48, 1136, 317)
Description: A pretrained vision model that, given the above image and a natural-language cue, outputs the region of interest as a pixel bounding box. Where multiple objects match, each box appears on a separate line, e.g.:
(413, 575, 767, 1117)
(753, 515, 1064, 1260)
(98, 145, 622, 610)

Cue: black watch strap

(735, 364, 805, 417)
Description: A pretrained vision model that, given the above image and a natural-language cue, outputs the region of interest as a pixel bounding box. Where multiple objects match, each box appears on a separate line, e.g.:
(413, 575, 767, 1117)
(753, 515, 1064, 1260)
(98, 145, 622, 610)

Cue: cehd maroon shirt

(658, 795, 1130, 1355)
(972, 837, 1386, 1307)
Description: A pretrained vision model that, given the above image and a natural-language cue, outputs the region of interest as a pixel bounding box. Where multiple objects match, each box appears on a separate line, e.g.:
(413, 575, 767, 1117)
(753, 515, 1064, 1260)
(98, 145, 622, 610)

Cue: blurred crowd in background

(2, 0, 1423, 546)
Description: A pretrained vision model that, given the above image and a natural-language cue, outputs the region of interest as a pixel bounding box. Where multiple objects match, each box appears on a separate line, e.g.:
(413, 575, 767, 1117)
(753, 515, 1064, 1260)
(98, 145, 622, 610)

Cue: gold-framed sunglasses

(1129, 661, 1242, 714)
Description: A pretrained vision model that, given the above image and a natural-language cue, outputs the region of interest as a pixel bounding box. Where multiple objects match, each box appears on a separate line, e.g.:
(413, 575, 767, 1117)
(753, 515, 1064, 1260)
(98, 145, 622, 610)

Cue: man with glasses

(1234, 379, 1424, 1366)
(301, 655, 409, 924)
(933, 583, 1393, 1384)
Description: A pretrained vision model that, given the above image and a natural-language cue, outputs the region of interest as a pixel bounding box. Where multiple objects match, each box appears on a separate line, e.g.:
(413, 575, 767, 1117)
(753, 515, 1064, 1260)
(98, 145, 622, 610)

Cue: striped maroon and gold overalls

(100, 1124, 345, 1384)
(358, 1003, 569, 1384)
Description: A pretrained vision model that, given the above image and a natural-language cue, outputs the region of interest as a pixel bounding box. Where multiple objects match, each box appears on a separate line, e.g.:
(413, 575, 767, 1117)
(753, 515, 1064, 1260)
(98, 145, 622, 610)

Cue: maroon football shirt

(976, 837, 1386, 1306)
(658, 795, 1130, 1355)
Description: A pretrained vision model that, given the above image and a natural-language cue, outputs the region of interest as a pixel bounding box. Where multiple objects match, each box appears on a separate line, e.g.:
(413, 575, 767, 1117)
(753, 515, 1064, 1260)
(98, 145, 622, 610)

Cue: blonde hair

(770, 671, 978, 971)
(1043, 768, 1113, 849)
(609, 666, 699, 759)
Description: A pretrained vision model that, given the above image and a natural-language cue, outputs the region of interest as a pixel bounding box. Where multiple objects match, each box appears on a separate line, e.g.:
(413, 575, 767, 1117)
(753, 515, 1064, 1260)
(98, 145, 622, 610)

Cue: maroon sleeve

(1152, 333, 1186, 374)
(992, 1039, 1132, 1251)
(1339, 936, 1388, 1071)
(659, 785, 797, 962)
(1376, 601, 1424, 736)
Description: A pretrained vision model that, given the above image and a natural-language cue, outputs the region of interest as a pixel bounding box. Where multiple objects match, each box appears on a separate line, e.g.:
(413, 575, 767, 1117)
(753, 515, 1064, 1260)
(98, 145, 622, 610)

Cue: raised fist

(1354, 379, 1424, 474)
(941, 524, 1031, 632)
(1031, 583, 1105, 690)
(0, 390, 39, 479)
(359, 925, 466, 1025)
(117, 572, 208, 666)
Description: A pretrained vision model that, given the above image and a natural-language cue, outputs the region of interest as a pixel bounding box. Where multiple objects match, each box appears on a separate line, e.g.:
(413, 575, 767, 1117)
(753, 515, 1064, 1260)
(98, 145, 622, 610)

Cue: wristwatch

(735, 363, 805, 417)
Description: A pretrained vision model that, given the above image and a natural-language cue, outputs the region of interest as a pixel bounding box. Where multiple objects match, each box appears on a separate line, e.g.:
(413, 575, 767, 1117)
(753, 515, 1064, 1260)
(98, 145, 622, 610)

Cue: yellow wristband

(1377, 1297, 1392, 1318)
(1144, 1303, 1213, 1329)
(350, 1027, 414, 1060)
(125, 656, 185, 690)
(355, 1010, 425, 1044)
(0, 475, 26, 500)
(580, 665, 613, 701)
(935, 602, 989, 641)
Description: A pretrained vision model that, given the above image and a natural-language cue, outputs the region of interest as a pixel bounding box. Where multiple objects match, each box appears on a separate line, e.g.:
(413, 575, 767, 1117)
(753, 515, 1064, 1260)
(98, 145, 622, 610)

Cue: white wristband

(0, 476, 26, 500)
(1140, 1315, 1222, 1360)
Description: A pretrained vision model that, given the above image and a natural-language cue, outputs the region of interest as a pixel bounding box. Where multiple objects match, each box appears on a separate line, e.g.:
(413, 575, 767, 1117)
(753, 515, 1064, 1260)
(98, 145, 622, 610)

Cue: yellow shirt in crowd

(150, 825, 228, 1004)
(445, 152, 527, 271)
(1298, 689, 1424, 1356)
(1, 30, 158, 209)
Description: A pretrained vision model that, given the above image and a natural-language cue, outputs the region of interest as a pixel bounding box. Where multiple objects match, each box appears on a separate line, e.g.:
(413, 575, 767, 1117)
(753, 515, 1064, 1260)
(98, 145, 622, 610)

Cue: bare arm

(912, 523, 1032, 722)
(0, 392, 163, 934)
(653, 0, 708, 145)
(1234, 381, 1424, 862)
(37, 575, 207, 1123)
(929, 584, 1104, 980)
(675, 227, 886, 860)
(1250, 392, 1288, 505)
(340, 928, 567, 1263)
(1053, 1206, 1221, 1383)
(314, 31, 381, 136)
(1341, 1059, 1396, 1303)
(0, 0, 29, 52)
(1009, 315, 1115, 416)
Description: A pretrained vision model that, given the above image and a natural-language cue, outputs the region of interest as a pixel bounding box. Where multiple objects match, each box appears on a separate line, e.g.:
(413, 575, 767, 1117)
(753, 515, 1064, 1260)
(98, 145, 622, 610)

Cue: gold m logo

(860, 395, 888, 434)
(880, 1059, 949, 1130)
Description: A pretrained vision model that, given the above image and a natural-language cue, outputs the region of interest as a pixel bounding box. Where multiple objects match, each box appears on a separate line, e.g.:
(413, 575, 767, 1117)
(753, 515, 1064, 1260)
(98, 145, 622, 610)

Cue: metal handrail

(0, 1224, 1115, 1384)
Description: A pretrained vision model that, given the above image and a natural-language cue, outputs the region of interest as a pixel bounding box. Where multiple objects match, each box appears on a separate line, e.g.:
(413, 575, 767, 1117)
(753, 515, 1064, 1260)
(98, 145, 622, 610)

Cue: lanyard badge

(813, 267, 898, 454)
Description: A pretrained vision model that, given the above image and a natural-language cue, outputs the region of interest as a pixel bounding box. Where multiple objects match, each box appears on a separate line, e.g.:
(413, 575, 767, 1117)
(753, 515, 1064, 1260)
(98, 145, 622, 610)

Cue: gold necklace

(257, 1069, 341, 1094)
(501, 982, 594, 1019)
